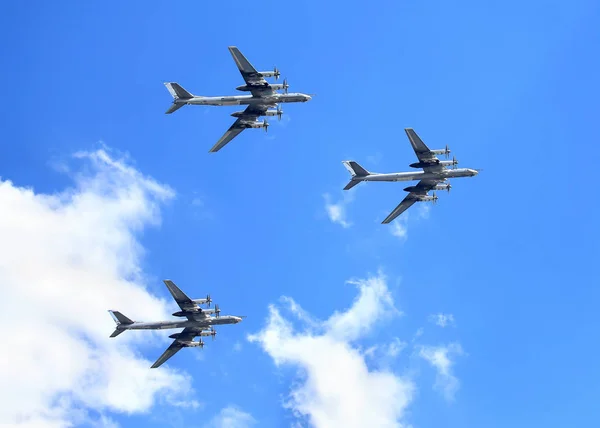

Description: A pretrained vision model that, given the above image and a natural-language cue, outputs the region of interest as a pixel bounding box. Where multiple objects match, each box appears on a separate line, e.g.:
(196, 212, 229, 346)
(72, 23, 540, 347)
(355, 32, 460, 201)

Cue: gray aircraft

(164, 46, 312, 152)
(342, 128, 479, 224)
(108, 280, 243, 368)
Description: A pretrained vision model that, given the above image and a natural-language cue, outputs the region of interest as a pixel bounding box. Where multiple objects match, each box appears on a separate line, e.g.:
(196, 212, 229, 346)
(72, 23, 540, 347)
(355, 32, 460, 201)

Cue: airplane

(108, 280, 244, 368)
(342, 128, 479, 224)
(164, 46, 312, 153)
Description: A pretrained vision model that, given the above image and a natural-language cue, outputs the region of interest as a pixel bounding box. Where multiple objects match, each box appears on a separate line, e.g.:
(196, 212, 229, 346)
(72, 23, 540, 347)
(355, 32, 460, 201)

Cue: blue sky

(1, 1, 599, 427)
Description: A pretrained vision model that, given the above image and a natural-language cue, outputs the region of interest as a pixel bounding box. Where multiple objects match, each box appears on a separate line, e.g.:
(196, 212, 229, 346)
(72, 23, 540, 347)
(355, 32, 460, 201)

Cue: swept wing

(150, 327, 198, 369)
(228, 46, 275, 97)
(209, 104, 272, 153)
(382, 179, 441, 224)
(405, 128, 445, 172)
(163, 279, 208, 320)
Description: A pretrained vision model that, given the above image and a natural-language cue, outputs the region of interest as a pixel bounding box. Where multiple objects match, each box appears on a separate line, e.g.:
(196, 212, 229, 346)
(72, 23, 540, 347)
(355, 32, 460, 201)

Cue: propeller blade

(274, 66, 280, 80)
(283, 78, 289, 94)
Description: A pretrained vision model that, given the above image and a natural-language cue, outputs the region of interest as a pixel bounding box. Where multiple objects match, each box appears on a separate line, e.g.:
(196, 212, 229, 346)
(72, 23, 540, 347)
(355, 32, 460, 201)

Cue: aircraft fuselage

(176, 93, 311, 107)
(358, 168, 478, 183)
(118, 315, 241, 331)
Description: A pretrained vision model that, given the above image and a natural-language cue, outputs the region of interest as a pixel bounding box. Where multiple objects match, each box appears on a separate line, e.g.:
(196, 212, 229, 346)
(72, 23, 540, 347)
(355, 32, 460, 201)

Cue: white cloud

(323, 192, 353, 228)
(207, 406, 256, 428)
(390, 220, 408, 240)
(248, 272, 414, 428)
(418, 343, 464, 401)
(0, 148, 198, 427)
(429, 313, 455, 328)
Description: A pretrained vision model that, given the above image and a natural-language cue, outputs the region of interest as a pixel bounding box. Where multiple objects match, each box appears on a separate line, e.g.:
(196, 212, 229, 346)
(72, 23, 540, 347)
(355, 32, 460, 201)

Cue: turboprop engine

(430, 145, 451, 158)
(180, 340, 204, 348)
(416, 193, 438, 203)
(239, 119, 269, 131)
(192, 294, 212, 306)
(259, 66, 280, 79)
(439, 156, 458, 168)
(231, 107, 282, 121)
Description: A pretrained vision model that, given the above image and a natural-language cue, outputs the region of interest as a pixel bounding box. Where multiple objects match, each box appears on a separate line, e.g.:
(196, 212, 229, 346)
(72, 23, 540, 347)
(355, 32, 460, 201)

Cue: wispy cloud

(323, 191, 354, 228)
(248, 272, 414, 428)
(418, 343, 464, 401)
(206, 406, 256, 428)
(0, 148, 198, 427)
(429, 313, 456, 328)
(390, 220, 408, 240)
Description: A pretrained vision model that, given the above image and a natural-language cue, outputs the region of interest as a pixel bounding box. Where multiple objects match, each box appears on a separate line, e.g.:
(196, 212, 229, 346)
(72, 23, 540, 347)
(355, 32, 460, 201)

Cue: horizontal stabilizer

(164, 82, 194, 99)
(343, 180, 361, 191)
(342, 161, 369, 177)
(108, 310, 134, 325)
(165, 103, 185, 115)
(110, 329, 125, 338)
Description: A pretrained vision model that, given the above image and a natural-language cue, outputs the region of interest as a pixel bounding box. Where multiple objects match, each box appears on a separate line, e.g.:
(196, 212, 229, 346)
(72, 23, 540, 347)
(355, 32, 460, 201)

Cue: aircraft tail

(164, 82, 195, 114)
(108, 310, 134, 325)
(108, 310, 133, 338)
(164, 82, 194, 100)
(342, 161, 370, 190)
(110, 329, 126, 338)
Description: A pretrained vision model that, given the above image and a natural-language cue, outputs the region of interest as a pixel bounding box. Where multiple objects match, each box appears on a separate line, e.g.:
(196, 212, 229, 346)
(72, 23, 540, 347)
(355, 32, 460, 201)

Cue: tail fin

(164, 82, 194, 100)
(342, 161, 370, 191)
(108, 310, 134, 325)
(342, 161, 370, 177)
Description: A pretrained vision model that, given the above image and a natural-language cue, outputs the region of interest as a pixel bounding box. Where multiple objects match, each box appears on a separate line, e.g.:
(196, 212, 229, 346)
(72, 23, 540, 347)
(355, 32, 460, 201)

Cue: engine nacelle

(434, 183, 451, 191)
(263, 109, 283, 117)
(199, 330, 217, 337)
(240, 120, 269, 130)
(235, 82, 270, 92)
(259, 67, 280, 80)
(416, 195, 438, 202)
(430, 145, 451, 157)
(439, 159, 458, 167)
(181, 341, 204, 348)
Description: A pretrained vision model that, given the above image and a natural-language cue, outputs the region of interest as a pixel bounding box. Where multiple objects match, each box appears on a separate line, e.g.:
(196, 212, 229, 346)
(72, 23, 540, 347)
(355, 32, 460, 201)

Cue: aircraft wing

(228, 46, 275, 96)
(405, 128, 444, 173)
(163, 280, 197, 311)
(150, 327, 198, 369)
(209, 104, 271, 153)
(382, 179, 440, 224)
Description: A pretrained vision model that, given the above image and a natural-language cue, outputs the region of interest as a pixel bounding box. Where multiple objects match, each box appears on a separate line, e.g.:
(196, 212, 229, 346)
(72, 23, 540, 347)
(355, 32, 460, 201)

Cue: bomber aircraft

(342, 128, 479, 224)
(108, 280, 243, 368)
(164, 46, 312, 153)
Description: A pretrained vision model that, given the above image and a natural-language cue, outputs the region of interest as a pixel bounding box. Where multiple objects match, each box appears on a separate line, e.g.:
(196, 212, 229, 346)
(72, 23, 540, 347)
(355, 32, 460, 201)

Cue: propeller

(215, 304, 221, 318)
(263, 119, 270, 133)
(283, 78, 289, 94)
(198, 339, 205, 348)
(432, 192, 438, 204)
(273, 66, 280, 80)
(210, 329, 217, 341)
(205, 294, 212, 307)
(445, 144, 450, 159)
(445, 183, 452, 193)
(452, 155, 458, 169)
(276, 105, 283, 121)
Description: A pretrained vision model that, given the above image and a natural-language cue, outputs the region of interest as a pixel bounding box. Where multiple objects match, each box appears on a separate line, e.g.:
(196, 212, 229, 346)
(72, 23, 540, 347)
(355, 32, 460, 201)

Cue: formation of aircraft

(342, 128, 479, 223)
(109, 280, 243, 368)
(108, 46, 481, 370)
(164, 46, 312, 153)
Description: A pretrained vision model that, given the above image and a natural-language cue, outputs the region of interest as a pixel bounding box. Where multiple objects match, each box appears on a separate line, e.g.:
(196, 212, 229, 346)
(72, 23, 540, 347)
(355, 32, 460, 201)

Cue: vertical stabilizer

(108, 310, 134, 325)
